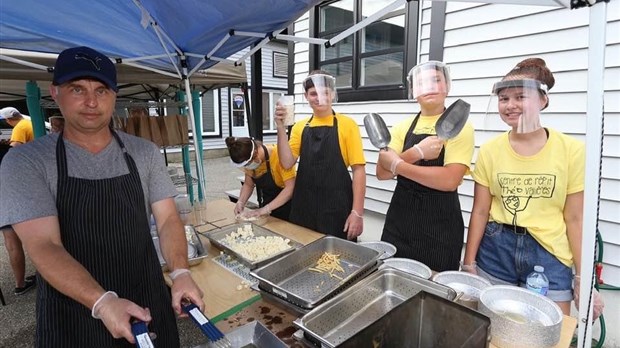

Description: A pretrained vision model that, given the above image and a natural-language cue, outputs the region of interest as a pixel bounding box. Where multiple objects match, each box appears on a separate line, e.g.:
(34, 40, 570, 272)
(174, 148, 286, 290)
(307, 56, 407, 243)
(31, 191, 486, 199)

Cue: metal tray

(251, 262, 380, 317)
(191, 321, 287, 348)
(205, 223, 302, 269)
(293, 268, 457, 348)
(250, 236, 382, 309)
(154, 225, 208, 272)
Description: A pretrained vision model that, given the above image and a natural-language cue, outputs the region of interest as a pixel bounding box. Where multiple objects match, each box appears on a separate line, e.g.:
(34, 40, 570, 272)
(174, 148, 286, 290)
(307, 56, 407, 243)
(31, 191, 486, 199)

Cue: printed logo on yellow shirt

(498, 173, 556, 225)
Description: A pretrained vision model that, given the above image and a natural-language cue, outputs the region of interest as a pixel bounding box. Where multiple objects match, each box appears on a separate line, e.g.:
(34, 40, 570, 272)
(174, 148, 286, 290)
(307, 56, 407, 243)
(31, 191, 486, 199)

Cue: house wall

(292, 1, 620, 345)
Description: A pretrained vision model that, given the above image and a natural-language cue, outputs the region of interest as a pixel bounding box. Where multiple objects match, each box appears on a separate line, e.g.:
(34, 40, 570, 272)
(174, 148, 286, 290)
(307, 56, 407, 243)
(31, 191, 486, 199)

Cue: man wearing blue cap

(0, 46, 204, 347)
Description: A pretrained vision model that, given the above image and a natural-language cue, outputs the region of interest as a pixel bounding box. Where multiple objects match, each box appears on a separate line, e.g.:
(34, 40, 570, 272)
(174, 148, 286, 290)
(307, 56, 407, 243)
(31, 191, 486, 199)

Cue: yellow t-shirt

(472, 128, 585, 266)
(10, 119, 34, 144)
(250, 144, 296, 188)
(289, 113, 366, 167)
(388, 114, 474, 173)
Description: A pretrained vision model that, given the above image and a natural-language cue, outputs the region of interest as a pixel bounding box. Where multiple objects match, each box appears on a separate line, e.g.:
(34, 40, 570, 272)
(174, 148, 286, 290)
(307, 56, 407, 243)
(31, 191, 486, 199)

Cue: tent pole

(578, 2, 607, 348)
(183, 78, 206, 204)
(191, 89, 204, 201)
(25, 81, 45, 138)
(177, 90, 194, 203)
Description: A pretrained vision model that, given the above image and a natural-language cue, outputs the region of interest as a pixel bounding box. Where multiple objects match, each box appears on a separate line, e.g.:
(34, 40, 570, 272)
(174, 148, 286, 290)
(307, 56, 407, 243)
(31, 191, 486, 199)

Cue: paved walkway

(0, 156, 241, 348)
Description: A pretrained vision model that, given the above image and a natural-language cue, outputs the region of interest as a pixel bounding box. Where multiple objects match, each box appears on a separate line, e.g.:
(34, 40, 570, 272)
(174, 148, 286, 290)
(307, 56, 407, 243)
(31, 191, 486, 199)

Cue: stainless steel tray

(154, 225, 208, 272)
(205, 223, 302, 270)
(191, 320, 287, 348)
(250, 236, 382, 309)
(293, 268, 457, 348)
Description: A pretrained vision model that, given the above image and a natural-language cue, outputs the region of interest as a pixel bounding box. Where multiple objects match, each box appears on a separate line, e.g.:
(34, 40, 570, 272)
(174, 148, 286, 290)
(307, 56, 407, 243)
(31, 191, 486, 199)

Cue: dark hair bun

(225, 136, 236, 148)
(507, 58, 555, 90)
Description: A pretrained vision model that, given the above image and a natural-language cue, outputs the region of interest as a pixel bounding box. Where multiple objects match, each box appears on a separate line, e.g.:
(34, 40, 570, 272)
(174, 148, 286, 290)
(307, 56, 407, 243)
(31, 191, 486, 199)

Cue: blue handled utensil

(182, 302, 232, 348)
(131, 320, 155, 348)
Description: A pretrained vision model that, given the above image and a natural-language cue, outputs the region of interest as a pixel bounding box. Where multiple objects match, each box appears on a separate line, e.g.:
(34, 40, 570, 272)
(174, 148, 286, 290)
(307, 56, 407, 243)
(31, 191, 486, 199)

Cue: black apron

(253, 144, 292, 221)
(381, 114, 464, 272)
(289, 115, 353, 239)
(36, 131, 179, 347)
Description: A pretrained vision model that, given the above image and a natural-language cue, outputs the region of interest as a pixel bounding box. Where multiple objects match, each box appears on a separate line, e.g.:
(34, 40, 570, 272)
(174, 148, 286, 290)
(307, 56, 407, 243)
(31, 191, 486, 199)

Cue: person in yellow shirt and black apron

(275, 71, 366, 240)
(226, 137, 295, 221)
(376, 61, 475, 272)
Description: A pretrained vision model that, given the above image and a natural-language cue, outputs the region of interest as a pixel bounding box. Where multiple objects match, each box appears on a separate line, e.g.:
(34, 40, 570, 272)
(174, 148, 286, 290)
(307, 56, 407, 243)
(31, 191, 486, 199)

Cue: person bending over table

(226, 136, 296, 221)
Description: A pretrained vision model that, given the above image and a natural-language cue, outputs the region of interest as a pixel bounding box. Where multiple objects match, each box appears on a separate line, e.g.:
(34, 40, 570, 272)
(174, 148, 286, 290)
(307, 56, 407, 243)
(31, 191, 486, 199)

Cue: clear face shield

(487, 79, 548, 134)
(303, 74, 338, 106)
(407, 61, 451, 100)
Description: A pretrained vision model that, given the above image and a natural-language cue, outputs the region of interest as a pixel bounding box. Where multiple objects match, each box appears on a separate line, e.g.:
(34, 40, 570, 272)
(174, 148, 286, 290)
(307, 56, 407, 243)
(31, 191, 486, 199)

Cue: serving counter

(176, 199, 576, 348)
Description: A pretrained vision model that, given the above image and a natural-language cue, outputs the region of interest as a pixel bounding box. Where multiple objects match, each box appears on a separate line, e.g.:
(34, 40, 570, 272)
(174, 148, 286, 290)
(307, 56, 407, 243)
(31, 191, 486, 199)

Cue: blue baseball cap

(52, 46, 118, 92)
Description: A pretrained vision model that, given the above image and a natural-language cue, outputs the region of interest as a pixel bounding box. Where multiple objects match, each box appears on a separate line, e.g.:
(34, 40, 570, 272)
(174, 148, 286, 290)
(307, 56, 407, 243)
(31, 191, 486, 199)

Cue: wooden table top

(171, 199, 323, 320)
(174, 199, 577, 348)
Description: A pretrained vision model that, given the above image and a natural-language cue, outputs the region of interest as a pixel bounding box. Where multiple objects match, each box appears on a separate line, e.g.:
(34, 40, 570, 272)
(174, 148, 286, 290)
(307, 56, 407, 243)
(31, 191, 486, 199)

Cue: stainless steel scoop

(364, 113, 391, 151)
(435, 99, 470, 139)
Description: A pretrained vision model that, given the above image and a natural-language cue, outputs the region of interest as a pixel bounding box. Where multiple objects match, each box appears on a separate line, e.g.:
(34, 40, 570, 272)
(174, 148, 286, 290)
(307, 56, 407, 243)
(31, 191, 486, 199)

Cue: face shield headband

(492, 79, 548, 96)
(230, 140, 255, 168)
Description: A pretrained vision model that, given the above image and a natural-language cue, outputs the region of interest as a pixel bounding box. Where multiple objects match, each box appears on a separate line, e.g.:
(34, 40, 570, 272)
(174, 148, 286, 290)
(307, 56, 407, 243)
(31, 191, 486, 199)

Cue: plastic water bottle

(526, 265, 549, 296)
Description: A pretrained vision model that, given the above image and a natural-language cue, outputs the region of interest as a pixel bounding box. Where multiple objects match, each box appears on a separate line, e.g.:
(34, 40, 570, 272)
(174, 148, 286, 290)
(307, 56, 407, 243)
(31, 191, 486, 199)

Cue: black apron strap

(252, 144, 291, 221)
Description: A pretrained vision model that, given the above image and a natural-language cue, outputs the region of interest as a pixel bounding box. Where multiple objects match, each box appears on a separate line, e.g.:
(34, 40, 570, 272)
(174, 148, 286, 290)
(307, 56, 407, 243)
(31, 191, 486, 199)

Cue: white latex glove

(460, 261, 478, 275)
(246, 205, 271, 217)
(234, 201, 245, 215)
(574, 276, 605, 321)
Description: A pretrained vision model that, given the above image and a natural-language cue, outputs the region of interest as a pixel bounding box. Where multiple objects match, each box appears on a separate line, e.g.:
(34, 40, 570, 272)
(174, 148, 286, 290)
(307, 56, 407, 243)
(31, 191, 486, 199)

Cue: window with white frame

(201, 89, 221, 136)
(311, 0, 418, 102)
(262, 89, 287, 133)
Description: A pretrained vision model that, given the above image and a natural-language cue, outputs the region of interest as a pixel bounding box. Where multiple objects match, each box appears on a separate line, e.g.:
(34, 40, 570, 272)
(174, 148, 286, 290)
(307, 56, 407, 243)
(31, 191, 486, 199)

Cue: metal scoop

(364, 113, 391, 151)
(435, 99, 470, 139)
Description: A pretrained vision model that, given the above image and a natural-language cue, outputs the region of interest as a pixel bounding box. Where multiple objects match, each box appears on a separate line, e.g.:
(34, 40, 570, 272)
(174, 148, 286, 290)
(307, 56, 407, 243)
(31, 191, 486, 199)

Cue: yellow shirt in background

(10, 119, 34, 144)
(289, 113, 366, 167)
(472, 128, 585, 267)
(388, 114, 474, 174)
(251, 144, 296, 188)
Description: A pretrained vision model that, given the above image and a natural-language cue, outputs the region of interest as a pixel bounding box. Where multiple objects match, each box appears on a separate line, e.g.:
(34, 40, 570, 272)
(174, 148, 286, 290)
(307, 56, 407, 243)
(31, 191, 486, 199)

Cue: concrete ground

(0, 156, 241, 348)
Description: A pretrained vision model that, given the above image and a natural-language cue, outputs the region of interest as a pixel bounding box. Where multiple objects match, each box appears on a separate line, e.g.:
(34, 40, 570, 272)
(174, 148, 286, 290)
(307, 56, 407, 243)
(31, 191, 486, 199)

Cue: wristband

(390, 158, 404, 176)
(459, 261, 477, 272)
(413, 144, 425, 160)
(92, 291, 118, 319)
(351, 210, 363, 219)
(169, 268, 191, 280)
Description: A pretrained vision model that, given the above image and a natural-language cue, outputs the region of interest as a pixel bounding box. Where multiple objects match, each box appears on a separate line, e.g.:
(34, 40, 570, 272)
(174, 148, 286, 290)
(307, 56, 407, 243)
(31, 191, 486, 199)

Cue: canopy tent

(0, 0, 610, 346)
(0, 48, 247, 102)
(0, 0, 322, 204)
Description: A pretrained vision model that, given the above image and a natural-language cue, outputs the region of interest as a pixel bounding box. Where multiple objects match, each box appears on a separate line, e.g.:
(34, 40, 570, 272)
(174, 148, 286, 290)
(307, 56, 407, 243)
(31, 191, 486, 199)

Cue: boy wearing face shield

(225, 137, 296, 221)
(376, 61, 475, 272)
(275, 70, 366, 240)
(462, 58, 603, 319)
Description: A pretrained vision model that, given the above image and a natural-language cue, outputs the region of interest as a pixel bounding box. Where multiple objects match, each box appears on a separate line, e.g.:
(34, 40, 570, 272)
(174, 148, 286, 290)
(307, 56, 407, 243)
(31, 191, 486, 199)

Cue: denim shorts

(476, 221, 573, 302)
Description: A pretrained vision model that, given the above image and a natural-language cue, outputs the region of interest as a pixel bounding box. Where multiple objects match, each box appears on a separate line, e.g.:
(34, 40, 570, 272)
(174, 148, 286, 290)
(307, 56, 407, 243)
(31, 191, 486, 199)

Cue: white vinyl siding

(293, 0, 620, 298)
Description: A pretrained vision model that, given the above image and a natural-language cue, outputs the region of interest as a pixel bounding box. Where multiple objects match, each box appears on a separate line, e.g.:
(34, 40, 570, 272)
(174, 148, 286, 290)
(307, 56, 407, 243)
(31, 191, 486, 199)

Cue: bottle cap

(534, 265, 544, 272)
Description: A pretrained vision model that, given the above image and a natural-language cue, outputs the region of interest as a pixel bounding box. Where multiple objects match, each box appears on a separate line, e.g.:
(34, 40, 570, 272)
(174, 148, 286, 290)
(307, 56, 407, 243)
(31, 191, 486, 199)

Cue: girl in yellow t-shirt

(463, 58, 603, 319)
